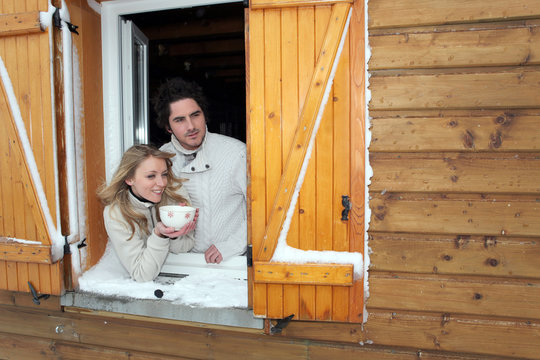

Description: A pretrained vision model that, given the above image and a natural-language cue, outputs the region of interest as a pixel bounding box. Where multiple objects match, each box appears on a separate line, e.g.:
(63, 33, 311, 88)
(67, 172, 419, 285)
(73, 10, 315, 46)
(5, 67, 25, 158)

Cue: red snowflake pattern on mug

(168, 211, 174, 218)
(185, 213, 191, 219)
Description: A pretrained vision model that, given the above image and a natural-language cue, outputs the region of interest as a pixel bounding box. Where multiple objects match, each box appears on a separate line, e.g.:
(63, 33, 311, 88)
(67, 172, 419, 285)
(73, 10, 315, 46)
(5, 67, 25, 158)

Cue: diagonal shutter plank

(0, 73, 51, 245)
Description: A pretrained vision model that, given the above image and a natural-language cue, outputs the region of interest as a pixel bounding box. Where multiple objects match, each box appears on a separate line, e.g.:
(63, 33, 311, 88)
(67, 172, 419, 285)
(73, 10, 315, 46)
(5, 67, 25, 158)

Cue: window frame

(101, 0, 239, 181)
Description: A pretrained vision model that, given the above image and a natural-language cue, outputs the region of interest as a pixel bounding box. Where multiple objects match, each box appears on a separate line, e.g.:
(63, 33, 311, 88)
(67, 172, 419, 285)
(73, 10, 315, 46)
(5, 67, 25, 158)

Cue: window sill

(64, 251, 262, 329)
(60, 291, 263, 329)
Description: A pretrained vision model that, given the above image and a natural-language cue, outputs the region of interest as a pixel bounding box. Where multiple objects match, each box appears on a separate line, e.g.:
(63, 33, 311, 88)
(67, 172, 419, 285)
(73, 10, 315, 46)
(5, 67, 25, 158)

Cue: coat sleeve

(104, 206, 170, 282)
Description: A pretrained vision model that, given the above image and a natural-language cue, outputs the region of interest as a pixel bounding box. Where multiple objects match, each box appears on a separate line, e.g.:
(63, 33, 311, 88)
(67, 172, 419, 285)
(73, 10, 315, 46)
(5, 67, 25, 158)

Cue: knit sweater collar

(170, 128, 212, 174)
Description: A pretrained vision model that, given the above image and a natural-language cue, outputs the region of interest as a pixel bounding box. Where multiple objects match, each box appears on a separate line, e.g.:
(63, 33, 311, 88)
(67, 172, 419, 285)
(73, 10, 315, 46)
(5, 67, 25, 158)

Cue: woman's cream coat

(104, 189, 194, 282)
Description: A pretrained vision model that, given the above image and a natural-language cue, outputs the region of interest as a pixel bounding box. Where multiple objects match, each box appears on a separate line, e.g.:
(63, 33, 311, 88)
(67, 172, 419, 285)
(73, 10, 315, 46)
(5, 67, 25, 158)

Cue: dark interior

(124, 2, 246, 147)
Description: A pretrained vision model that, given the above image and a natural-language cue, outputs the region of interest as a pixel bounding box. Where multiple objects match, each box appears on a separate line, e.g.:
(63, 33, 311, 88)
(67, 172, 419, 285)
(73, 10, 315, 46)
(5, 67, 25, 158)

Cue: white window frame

(101, 0, 238, 181)
(121, 19, 149, 150)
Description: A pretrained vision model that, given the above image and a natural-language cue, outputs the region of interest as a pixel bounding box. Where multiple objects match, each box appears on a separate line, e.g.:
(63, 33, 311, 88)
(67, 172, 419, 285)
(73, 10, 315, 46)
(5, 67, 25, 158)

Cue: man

(153, 78, 247, 263)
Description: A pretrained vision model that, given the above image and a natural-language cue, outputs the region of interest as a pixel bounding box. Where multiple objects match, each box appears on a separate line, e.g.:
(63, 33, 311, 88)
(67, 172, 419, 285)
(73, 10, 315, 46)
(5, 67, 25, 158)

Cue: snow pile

(78, 244, 248, 308)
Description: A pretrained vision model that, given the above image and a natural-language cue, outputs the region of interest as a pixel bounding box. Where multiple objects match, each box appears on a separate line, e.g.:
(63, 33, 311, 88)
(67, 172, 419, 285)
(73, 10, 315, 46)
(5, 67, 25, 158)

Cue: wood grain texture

(331, 5, 351, 322)
(369, 193, 540, 237)
(281, 7, 301, 319)
(369, 111, 540, 152)
(0, 12, 41, 37)
(370, 152, 540, 193)
(314, 4, 333, 322)
(0, 238, 51, 264)
(363, 310, 540, 359)
(258, 3, 351, 261)
(247, 7, 268, 318)
(369, 21, 540, 69)
(297, 5, 317, 322)
(254, 262, 354, 285)
(263, 8, 284, 319)
(369, 68, 540, 110)
(348, 0, 366, 324)
(251, 0, 352, 9)
(368, 0, 540, 29)
(369, 232, 540, 278)
(368, 272, 540, 319)
(280, 310, 540, 360)
(0, 67, 49, 243)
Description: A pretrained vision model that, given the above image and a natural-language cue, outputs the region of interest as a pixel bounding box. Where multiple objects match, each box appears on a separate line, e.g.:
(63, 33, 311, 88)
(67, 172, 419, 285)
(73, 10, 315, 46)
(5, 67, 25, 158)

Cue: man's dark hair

(152, 77, 209, 131)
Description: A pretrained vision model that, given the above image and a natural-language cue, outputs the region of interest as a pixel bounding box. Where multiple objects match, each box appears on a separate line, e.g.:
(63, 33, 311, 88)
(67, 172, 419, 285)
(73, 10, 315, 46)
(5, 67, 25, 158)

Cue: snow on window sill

(61, 246, 262, 329)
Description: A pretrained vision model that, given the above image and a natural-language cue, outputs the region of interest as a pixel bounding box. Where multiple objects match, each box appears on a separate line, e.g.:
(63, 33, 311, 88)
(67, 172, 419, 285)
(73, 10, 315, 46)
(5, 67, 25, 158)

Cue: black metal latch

(270, 314, 294, 334)
(28, 282, 50, 305)
(341, 195, 351, 221)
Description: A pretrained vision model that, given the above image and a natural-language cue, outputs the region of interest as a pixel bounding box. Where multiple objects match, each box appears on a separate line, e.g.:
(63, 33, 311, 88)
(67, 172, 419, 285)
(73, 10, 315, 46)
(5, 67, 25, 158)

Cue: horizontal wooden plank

(363, 310, 540, 359)
(368, 272, 540, 320)
(369, 111, 540, 152)
(0, 12, 41, 37)
(0, 305, 307, 359)
(0, 331, 498, 360)
(369, 233, 540, 279)
(370, 152, 540, 193)
(253, 262, 354, 285)
(0, 290, 61, 311)
(0, 331, 187, 360)
(369, 193, 540, 237)
(309, 345, 497, 360)
(369, 68, 540, 110)
(1, 302, 538, 359)
(369, 21, 540, 69)
(281, 310, 540, 359)
(250, 0, 352, 9)
(368, 0, 540, 29)
(0, 238, 52, 264)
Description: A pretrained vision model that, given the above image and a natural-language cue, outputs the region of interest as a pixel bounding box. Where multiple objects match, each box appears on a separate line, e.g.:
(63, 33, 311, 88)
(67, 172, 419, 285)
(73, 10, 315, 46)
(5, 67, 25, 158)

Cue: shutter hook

(270, 314, 294, 334)
(28, 281, 50, 305)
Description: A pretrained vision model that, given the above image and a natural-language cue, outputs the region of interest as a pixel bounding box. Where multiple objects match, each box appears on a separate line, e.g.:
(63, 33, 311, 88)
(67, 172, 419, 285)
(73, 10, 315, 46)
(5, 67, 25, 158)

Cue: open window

(65, 0, 258, 328)
(65, 0, 366, 327)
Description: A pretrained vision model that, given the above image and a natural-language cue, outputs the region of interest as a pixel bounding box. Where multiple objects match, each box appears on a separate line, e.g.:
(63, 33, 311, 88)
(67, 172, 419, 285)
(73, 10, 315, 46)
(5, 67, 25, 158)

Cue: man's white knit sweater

(160, 131, 247, 260)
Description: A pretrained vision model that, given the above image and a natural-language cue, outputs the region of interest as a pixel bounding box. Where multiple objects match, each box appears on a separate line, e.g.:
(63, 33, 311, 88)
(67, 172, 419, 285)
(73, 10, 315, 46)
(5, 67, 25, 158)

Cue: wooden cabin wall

(361, 0, 540, 358)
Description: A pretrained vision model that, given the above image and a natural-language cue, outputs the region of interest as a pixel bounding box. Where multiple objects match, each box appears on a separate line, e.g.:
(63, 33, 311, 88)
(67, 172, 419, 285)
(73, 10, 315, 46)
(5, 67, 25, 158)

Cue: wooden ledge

(0, 238, 52, 264)
(250, 0, 353, 10)
(253, 261, 354, 286)
(0, 12, 42, 37)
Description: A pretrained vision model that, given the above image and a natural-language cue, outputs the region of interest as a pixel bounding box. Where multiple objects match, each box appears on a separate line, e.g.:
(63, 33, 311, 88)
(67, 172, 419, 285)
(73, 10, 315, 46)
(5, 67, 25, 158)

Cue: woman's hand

(155, 208, 198, 238)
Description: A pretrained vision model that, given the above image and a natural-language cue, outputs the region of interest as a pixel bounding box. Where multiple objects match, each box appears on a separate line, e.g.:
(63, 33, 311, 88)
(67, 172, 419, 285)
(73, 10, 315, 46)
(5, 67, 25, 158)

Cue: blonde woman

(98, 145, 198, 282)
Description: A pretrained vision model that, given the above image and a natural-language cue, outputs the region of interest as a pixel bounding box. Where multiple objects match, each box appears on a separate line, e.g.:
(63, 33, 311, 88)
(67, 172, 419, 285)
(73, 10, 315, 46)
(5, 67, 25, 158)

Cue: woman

(98, 144, 197, 282)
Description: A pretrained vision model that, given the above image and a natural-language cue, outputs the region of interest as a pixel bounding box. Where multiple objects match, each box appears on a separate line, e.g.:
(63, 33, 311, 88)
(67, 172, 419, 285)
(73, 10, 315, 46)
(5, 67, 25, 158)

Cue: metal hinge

(247, 244, 253, 267)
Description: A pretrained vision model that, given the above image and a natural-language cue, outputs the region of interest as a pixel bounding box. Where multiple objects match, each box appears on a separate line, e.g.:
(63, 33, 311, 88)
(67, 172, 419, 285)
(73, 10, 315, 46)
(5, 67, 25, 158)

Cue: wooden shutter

(246, 0, 365, 322)
(0, 1, 64, 296)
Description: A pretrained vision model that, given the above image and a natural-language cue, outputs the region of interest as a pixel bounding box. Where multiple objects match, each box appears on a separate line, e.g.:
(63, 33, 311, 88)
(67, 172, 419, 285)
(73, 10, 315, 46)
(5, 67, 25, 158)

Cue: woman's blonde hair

(97, 144, 188, 239)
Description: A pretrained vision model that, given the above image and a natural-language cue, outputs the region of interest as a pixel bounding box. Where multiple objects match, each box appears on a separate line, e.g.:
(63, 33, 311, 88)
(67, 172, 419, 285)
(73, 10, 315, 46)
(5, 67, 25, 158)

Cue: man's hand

(204, 245, 223, 264)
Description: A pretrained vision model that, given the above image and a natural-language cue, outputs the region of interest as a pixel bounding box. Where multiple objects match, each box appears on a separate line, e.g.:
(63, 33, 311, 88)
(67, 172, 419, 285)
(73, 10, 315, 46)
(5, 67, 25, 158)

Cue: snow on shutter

(0, 4, 64, 296)
(247, 0, 365, 322)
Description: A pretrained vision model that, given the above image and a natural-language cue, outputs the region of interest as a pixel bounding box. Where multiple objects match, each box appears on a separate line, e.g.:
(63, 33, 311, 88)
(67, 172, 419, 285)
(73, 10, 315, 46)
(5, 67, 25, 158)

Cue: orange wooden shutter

(0, 1, 64, 296)
(246, 0, 365, 322)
